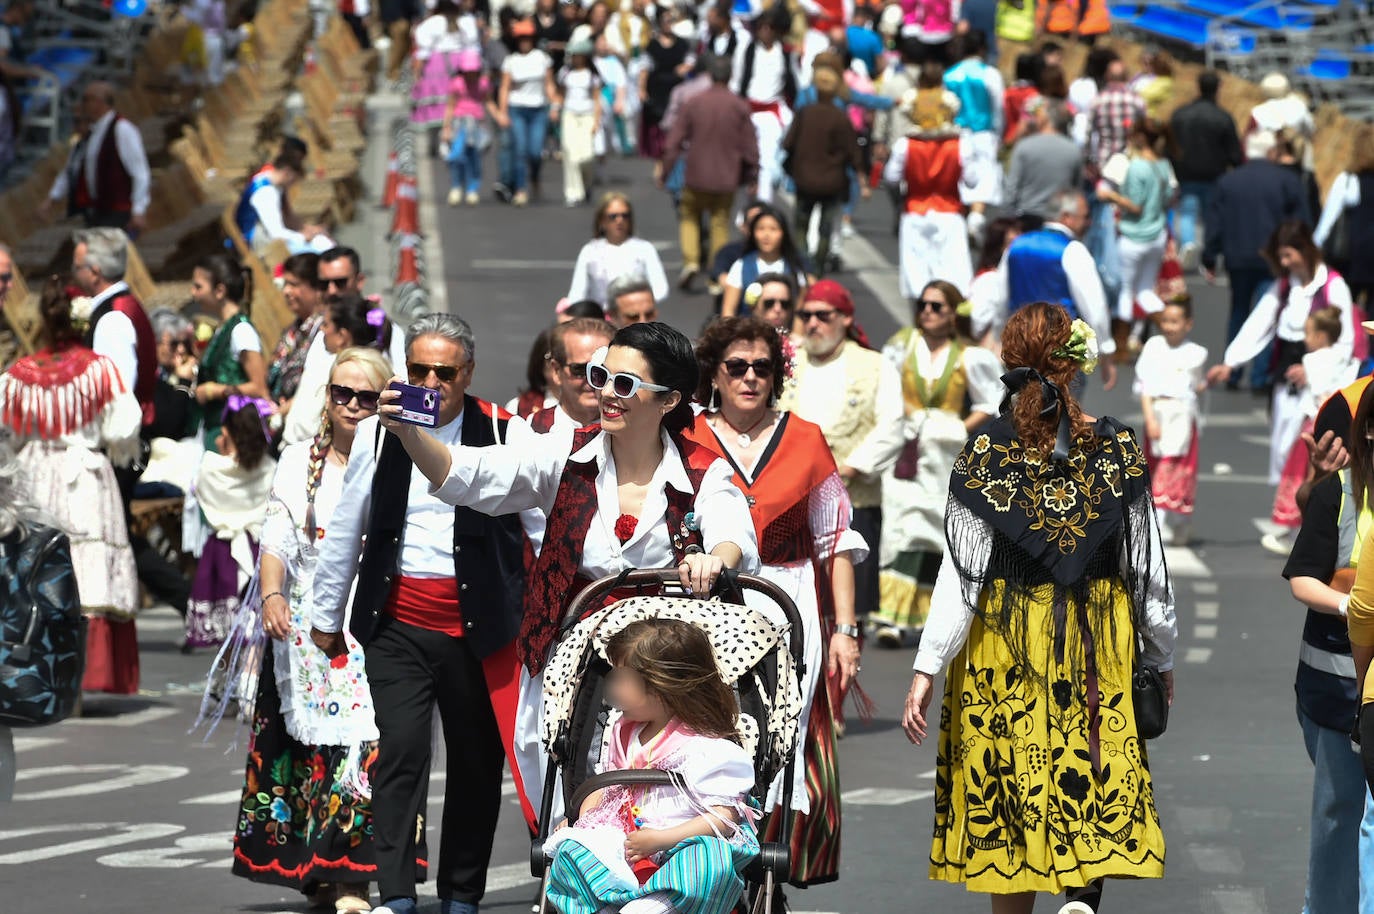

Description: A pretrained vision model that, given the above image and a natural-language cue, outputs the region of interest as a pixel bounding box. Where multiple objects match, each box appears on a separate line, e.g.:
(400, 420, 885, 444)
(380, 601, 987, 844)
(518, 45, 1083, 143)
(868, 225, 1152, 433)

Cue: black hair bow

(1000, 367, 1072, 461)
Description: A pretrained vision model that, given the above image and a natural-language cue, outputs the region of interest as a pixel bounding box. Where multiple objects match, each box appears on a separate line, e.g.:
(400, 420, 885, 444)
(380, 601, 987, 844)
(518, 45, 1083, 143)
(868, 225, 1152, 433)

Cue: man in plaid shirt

(1088, 59, 1145, 171)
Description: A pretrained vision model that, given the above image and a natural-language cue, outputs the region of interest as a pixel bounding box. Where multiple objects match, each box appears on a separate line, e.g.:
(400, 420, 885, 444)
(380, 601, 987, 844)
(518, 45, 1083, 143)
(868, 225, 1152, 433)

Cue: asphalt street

(0, 146, 1317, 914)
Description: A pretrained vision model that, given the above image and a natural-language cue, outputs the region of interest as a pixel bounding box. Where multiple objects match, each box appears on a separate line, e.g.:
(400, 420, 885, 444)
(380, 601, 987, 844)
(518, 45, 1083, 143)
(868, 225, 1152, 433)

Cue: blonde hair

(303, 347, 393, 535)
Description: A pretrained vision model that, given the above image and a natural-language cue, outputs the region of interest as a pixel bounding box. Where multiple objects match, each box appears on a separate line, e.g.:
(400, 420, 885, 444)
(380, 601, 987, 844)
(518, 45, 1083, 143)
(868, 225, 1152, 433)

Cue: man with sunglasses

(779, 279, 905, 651)
(309, 314, 534, 914)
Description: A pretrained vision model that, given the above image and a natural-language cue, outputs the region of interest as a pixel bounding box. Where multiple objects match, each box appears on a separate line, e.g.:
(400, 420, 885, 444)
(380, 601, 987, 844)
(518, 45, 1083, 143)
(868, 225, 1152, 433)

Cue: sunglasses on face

(603, 211, 631, 222)
(917, 298, 949, 313)
(759, 297, 792, 310)
(797, 308, 838, 324)
(587, 363, 670, 398)
(321, 276, 353, 289)
(407, 362, 465, 384)
(0, 272, 13, 283)
(559, 361, 589, 379)
(329, 384, 381, 410)
(722, 358, 773, 379)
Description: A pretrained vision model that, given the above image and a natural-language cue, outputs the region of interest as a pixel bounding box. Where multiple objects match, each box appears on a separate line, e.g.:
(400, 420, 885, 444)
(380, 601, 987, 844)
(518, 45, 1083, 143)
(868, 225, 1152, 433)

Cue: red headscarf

(804, 279, 872, 349)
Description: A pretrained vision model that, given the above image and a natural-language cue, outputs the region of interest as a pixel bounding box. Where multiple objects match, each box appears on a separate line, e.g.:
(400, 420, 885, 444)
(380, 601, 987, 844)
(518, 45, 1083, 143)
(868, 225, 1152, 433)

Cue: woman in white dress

(567, 192, 670, 307)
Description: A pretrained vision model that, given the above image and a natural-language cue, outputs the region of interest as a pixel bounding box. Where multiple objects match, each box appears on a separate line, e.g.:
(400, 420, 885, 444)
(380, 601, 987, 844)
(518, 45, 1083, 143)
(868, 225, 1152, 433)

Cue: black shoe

(492, 181, 512, 203)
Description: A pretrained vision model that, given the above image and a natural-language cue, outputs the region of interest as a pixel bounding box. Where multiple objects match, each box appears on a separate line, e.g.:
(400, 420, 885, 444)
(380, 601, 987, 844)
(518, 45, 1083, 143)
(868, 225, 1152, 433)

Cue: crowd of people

(6, 2, 1374, 914)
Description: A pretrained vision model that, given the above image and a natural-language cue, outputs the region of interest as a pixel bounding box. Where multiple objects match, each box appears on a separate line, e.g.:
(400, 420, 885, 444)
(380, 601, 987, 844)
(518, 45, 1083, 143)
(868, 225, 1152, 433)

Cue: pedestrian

(979, 190, 1119, 391)
(1284, 379, 1374, 914)
(267, 253, 325, 410)
(232, 146, 331, 254)
(567, 193, 670, 307)
(1134, 299, 1208, 546)
(965, 215, 1019, 343)
(709, 199, 766, 311)
(901, 0, 956, 62)
(0, 280, 141, 695)
(871, 279, 1001, 648)
(730, 4, 797, 203)
(1270, 308, 1359, 546)
(883, 65, 973, 299)
(184, 397, 276, 650)
(1083, 56, 1142, 309)
(309, 314, 535, 914)
(637, 5, 690, 159)
(412, 0, 483, 153)
(557, 34, 602, 208)
(606, 275, 660, 326)
(441, 48, 496, 207)
(381, 0, 420, 84)
(543, 619, 760, 914)
(1131, 49, 1175, 120)
(1248, 72, 1314, 146)
(534, 0, 571, 72)
(720, 203, 812, 318)
(783, 51, 863, 278)
(874, 37, 924, 235)
(1001, 51, 1042, 146)
(229, 348, 395, 913)
(1207, 221, 1357, 553)
(532, 316, 617, 435)
(497, 19, 556, 206)
(1067, 45, 1116, 148)
(746, 271, 800, 332)
(1314, 121, 1374, 305)
(1098, 117, 1176, 357)
(777, 280, 905, 692)
(941, 28, 1003, 237)
(1168, 70, 1242, 271)
(41, 80, 150, 232)
(660, 54, 758, 293)
(903, 302, 1177, 913)
(1201, 129, 1310, 388)
(687, 315, 867, 887)
(1004, 98, 1082, 222)
(593, 31, 635, 157)
(189, 253, 268, 450)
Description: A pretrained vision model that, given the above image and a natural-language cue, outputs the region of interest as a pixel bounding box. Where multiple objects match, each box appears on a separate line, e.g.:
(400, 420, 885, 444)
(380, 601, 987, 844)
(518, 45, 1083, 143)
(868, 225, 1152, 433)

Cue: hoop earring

(709, 384, 719, 412)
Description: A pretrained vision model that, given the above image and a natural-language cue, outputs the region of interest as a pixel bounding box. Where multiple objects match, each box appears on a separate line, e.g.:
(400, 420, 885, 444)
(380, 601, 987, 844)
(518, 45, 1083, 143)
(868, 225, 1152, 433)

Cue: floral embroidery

(973, 434, 991, 454)
(1041, 479, 1078, 514)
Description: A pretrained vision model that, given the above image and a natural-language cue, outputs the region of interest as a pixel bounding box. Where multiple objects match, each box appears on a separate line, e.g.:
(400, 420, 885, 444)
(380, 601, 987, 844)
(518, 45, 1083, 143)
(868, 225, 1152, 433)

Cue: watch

(834, 623, 860, 638)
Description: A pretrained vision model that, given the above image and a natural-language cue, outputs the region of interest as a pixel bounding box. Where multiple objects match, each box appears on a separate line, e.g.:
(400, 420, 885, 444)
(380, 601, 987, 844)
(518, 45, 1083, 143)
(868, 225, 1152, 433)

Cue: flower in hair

(366, 307, 387, 345)
(1052, 318, 1099, 376)
(743, 282, 763, 310)
(69, 296, 94, 334)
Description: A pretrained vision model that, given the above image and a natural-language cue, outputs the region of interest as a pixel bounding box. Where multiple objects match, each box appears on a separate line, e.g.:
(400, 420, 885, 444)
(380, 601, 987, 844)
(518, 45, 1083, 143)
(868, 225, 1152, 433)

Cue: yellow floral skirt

(930, 580, 1166, 893)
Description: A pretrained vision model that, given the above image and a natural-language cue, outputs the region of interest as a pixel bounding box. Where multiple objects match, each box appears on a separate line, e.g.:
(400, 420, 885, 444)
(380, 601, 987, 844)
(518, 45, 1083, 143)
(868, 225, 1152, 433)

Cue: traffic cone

(390, 175, 418, 236)
(395, 234, 421, 285)
(381, 151, 399, 207)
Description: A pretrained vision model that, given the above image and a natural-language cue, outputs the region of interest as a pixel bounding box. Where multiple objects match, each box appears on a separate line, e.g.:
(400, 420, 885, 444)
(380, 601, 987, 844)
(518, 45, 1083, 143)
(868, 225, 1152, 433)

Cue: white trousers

(1117, 233, 1167, 321)
(1270, 381, 1306, 485)
(751, 108, 789, 203)
(898, 210, 973, 300)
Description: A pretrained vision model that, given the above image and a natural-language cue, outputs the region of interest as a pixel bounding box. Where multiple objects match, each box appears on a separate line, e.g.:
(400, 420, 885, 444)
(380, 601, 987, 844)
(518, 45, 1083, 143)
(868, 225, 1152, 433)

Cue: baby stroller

(530, 569, 808, 914)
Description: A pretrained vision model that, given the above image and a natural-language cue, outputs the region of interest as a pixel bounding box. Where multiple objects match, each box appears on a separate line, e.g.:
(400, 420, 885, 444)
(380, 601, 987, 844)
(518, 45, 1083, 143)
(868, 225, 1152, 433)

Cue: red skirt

(1144, 423, 1199, 516)
(82, 616, 139, 694)
(1272, 418, 1313, 528)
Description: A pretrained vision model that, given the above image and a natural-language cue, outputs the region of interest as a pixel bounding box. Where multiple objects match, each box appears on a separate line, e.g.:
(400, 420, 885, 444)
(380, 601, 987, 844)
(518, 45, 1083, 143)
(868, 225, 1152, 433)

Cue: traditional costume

(1273, 344, 1360, 529)
(195, 310, 260, 449)
(545, 717, 759, 914)
(1133, 335, 1208, 540)
(0, 344, 142, 693)
(873, 328, 1001, 640)
(683, 412, 866, 886)
(730, 33, 797, 203)
(267, 313, 321, 403)
(914, 411, 1176, 894)
(229, 438, 396, 891)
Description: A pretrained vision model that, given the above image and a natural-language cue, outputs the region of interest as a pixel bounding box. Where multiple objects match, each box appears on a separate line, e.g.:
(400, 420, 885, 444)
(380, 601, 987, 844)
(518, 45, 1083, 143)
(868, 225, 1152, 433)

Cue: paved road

(0, 144, 1318, 914)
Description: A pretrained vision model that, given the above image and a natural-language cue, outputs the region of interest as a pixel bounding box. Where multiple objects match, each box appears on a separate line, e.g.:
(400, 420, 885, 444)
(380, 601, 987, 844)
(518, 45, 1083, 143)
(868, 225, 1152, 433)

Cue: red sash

(386, 576, 465, 637)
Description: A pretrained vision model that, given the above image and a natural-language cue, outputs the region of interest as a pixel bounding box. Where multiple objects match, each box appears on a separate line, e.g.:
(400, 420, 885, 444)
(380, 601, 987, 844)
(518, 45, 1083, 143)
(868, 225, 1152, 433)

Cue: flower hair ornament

(1051, 318, 1099, 376)
(223, 393, 277, 441)
(366, 307, 387, 346)
(69, 296, 95, 335)
(999, 367, 1072, 461)
(743, 282, 764, 311)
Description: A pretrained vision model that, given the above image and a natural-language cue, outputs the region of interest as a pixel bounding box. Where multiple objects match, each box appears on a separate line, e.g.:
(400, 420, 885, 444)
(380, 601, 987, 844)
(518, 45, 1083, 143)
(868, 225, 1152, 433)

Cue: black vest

(1345, 173, 1374, 286)
(350, 395, 527, 657)
(739, 39, 796, 107)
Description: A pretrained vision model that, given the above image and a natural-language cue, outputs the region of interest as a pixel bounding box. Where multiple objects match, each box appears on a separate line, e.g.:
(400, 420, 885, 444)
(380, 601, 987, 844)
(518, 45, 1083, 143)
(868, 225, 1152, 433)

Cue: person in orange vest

(1038, 0, 1109, 44)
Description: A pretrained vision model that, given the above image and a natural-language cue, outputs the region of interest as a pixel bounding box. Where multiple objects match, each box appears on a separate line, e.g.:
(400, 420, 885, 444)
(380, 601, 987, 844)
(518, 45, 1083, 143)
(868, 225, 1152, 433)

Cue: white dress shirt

(431, 427, 760, 580)
(89, 281, 139, 393)
(1314, 170, 1363, 248)
(980, 224, 1115, 355)
(730, 41, 789, 104)
(47, 110, 151, 216)
(1222, 264, 1355, 367)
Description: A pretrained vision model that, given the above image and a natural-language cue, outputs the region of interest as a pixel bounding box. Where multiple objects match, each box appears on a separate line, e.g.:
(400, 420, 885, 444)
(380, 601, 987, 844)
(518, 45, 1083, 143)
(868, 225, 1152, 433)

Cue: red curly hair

(999, 303, 1092, 456)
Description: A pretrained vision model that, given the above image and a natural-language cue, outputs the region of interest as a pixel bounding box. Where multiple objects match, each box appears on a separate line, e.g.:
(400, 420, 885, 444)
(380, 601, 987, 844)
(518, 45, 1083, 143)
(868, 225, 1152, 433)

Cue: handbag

(0, 526, 87, 728)
(1322, 205, 1351, 272)
(1131, 659, 1169, 740)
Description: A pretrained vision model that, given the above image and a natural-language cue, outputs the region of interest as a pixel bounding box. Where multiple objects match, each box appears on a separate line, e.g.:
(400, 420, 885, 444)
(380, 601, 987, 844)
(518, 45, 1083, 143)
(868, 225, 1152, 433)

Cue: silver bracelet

(834, 623, 860, 638)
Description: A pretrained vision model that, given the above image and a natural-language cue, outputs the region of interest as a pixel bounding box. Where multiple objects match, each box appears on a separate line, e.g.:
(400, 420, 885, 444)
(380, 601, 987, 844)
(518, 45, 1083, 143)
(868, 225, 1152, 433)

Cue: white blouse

(1223, 264, 1355, 367)
(431, 426, 760, 579)
(567, 236, 671, 306)
(913, 501, 1177, 677)
(1132, 337, 1208, 403)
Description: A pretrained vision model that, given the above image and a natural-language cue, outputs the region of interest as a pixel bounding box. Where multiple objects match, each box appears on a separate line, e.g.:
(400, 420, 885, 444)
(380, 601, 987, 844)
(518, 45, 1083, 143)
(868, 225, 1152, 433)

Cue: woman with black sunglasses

(682, 314, 867, 891)
(871, 280, 1002, 650)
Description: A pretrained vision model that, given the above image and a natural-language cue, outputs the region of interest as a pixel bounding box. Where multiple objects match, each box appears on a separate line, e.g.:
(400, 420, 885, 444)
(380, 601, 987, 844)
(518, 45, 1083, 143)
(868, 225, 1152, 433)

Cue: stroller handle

(560, 569, 808, 671)
(566, 769, 686, 825)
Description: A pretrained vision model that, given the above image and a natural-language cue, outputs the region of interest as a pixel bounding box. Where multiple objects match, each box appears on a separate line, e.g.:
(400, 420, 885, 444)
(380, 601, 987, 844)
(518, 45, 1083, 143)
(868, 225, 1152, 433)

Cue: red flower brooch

(614, 514, 638, 544)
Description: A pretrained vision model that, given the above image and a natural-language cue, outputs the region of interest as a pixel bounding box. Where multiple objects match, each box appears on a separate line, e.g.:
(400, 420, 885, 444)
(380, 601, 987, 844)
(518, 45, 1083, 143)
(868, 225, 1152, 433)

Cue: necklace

(716, 409, 770, 448)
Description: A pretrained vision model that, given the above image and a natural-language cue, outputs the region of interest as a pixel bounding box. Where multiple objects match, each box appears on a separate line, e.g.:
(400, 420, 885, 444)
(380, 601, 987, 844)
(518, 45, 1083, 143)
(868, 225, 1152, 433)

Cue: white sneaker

(465, 191, 480, 206)
(840, 219, 855, 239)
(1058, 903, 1096, 914)
(446, 188, 462, 206)
(1179, 241, 1201, 272)
(1260, 531, 1294, 556)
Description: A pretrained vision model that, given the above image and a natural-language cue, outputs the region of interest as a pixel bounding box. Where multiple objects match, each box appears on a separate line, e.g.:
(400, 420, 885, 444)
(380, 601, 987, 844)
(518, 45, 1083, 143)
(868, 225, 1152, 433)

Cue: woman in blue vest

(721, 203, 813, 318)
(1283, 380, 1374, 914)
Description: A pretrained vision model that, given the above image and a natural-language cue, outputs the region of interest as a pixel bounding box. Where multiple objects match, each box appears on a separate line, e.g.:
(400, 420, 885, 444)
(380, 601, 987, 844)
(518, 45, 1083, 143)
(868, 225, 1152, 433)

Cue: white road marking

(1184, 647, 1213, 664)
(1194, 625, 1218, 640)
(840, 787, 934, 806)
(1193, 581, 1219, 595)
(13, 764, 189, 801)
(1195, 601, 1220, 620)
(1211, 887, 1269, 914)
(180, 789, 244, 806)
(64, 705, 179, 727)
(1164, 547, 1212, 578)
(418, 861, 537, 897)
(1197, 473, 1270, 485)
(830, 229, 908, 329)
(0, 823, 184, 864)
(1188, 843, 1244, 874)
(1175, 805, 1233, 835)
(97, 832, 230, 868)
(12, 736, 63, 752)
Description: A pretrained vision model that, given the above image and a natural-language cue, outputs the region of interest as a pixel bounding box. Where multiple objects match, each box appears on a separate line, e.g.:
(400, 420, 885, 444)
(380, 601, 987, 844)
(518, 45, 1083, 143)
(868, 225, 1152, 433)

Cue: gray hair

(149, 307, 193, 340)
(406, 313, 475, 362)
(1045, 99, 1073, 135)
(0, 431, 49, 539)
(1051, 190, 1087, 221)
(73, 227, 129, 282)
(606, 274, 653, 308)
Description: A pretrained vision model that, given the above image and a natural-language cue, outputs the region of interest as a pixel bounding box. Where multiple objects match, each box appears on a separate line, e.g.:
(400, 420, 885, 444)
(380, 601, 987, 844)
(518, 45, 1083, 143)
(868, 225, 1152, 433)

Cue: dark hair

(609, 322, 698, 432)
(754, 2, 790, 35)
(281, 252, 320, 286)
(1263, 219, 1321, 277)
(954, 28, 986, 60)
(1014, 51, 1043, 84)
(1129, 117, 1170, 157)
(742, 203, 808, 276)
(917, 59, 945, 89)
(39, 277, 79, 349)
(328, 292, 391, 351)
(222, 402, 269, 471)
(694, 315, 787, 404)
(550, 316, 614, 364)
(1082, 46, 1119, 87)
(563, 299, 607, 320)
(975, 217, 1018, 273)
(1040, 40, 1063, 57)
(319, 246, 363, 277)
(1038, 63, 1068, 99)
(522, 327, 553, 396)
(1197, 70, 1221, 99)
(606, 618, 740, 743)
(1001, 303, 1091, 457)
(752, 270, 798, 302)
(279, 135, 308, 158)
(272, 146, 306, 174)
(1351, 382, 1374, 513)
(195, 252, 251, 312)
(1162, 298, 1194, 320)
(898, 36, 924, 65)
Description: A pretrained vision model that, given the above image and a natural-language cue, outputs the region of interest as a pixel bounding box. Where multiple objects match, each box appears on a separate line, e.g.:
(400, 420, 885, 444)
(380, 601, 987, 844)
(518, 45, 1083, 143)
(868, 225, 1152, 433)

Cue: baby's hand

(624, 828, 671, 863)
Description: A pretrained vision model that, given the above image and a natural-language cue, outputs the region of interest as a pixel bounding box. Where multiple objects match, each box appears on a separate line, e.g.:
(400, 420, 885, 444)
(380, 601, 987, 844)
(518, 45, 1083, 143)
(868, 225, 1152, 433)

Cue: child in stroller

(545, 618, 760, 914)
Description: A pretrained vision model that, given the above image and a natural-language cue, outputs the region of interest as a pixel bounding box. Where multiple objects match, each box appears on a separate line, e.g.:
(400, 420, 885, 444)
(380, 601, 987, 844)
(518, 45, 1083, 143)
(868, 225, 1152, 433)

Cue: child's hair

(606, 618, 740, 743)
(1162, 298, 1193, 320)
(743, 203, 808, 276)
(223, 403, 269, 471)
(1308, 306, 1343, 345)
